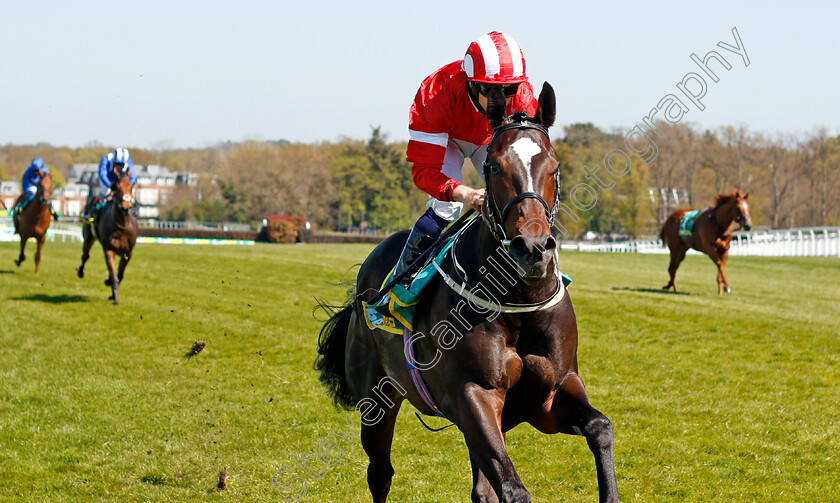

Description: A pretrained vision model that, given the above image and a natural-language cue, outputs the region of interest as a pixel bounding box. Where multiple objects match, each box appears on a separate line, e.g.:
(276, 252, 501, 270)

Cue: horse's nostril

(509, 236, 529, 261)
(543, 236, 557, 252)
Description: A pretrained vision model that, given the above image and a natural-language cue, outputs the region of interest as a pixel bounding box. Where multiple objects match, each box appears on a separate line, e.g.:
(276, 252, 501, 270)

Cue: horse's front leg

(530, 374, 620, 503)
(117, 252, 131, 283)
(14, 236, 26, 267)
(77, 226, 94, 278)
(470, 452, 500, 503)
(703, 245, 725, 296)
(103, 249, 119, 304)
(719, 249, 731, 293)
(457, 383, 530, 503)
(34, 235, 45, 275)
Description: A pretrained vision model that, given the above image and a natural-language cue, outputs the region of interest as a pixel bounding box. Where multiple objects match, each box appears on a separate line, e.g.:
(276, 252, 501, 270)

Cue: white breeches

(426, 138, 488, 222)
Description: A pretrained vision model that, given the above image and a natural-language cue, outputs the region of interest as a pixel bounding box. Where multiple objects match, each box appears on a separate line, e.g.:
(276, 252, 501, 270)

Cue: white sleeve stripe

(409, 129, 449, 147)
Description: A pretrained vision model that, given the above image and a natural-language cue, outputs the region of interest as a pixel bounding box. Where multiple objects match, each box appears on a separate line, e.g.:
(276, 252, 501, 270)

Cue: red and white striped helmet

(461, 31, 528, 84)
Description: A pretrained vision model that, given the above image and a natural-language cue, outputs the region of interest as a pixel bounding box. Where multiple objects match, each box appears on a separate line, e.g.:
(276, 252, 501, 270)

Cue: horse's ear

(485, 85, 507, 130)
(535, 82, 556, 129)
(744, 192, 749, 199)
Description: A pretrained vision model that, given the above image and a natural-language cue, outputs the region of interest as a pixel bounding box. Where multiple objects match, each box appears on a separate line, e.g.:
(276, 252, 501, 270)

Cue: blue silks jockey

(81, 147, 137, 224)
(11, 158, 59, 219)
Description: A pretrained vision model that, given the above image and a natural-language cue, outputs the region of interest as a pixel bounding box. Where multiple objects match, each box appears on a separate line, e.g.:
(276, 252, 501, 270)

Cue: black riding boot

(374, 228, 437, 316)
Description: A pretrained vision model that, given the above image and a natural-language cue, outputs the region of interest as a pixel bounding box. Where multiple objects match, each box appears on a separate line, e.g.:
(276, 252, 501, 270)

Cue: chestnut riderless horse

(660, 191, 752, 295)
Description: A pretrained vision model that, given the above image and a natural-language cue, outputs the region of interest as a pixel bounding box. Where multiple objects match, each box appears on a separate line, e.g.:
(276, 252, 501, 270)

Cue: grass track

(0, 241, 838, 502)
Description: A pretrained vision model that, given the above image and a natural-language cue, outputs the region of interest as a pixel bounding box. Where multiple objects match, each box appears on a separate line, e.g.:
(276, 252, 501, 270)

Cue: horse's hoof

(724, 286, 732, 293)
(105, 278, 112, 286)
(14, 260, 20, 267)
(77, 268, 84, 278)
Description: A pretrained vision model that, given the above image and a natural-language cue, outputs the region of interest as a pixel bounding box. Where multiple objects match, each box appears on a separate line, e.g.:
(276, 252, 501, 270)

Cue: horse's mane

(714, 191, 740, 206)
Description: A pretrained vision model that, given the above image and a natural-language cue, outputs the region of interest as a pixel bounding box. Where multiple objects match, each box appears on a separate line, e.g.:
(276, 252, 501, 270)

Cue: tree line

(1, 123, 838, 237)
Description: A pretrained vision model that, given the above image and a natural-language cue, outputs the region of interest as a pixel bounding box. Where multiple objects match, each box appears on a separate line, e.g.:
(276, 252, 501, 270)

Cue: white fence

(727, 227, 840, 257)
(561, 227, 840, 257)
(0, 217, 83, 243)
(3, 217, 838, 257)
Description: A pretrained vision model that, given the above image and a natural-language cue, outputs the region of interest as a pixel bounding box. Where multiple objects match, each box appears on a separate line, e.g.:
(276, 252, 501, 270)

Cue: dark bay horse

(13, 172, 53, 274)
(316, 83, 618, 502)
(77, 173, 138, 304)
(660, 190, 752, 295)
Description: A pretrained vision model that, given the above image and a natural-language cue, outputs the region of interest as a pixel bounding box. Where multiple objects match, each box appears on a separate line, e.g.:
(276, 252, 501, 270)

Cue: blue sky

(2, 1, 837, 148)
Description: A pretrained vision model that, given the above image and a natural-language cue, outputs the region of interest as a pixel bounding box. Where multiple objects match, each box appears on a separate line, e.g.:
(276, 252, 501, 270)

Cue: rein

(436, 216, 566, 313)
(482, 113, 561, 249)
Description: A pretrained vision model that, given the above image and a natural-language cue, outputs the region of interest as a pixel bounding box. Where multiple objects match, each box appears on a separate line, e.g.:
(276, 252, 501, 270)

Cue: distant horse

(13, 172, 53, 274)
(660, 190, 752, 295)
(77, 173, 138, 304)
(316, 84, 618, 502)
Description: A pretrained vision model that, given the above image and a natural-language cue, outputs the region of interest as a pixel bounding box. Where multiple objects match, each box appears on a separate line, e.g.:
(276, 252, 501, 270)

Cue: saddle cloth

(363, 230, 461, 335)
(679, 210, 702, 236)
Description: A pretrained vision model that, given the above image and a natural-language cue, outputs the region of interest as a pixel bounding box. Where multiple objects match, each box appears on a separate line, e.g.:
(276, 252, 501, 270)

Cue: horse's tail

(660, 211, 677, 242)
(314, 299, 356, 410)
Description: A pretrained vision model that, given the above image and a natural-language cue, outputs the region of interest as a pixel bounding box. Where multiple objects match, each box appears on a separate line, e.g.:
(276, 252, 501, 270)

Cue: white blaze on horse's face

(510, 137, 542, 192)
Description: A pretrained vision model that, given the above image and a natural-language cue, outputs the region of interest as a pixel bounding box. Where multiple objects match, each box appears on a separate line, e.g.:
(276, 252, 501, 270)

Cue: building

(2, 163, 197, 219)
(54, 183, 91, 217)
(133, 165, 198, 218)
(1, 181, 20, 211)
(650, 187, 691, 224)
(67, 163, 198, 218)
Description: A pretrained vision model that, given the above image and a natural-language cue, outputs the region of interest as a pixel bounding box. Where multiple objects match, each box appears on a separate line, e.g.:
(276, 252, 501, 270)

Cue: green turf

(0, 240, 837, 502)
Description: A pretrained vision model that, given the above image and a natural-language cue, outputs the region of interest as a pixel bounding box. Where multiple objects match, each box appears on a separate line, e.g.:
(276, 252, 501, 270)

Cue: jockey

(376, 31, 539, 312)
(81, 147, 137, 223)
(12, 158, 59, 219)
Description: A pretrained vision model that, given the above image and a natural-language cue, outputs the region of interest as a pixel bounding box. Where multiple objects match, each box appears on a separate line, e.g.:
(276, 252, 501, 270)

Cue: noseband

(118, 193, 135, 214)
(482, 114, 560, 248)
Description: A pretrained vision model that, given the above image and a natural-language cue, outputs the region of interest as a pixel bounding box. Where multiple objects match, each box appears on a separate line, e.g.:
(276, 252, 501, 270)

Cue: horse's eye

(487, 164, 500, 175)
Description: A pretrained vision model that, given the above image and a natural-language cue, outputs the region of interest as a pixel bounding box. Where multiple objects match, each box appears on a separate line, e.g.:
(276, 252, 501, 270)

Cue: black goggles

(475, 82, 519, 97)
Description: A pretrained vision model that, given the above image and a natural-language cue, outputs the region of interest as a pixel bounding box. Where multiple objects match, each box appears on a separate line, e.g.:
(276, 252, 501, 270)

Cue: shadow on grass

(612, 287, 690, 296)
(11, 293, 90, 304)
(0, 270, 16, 274)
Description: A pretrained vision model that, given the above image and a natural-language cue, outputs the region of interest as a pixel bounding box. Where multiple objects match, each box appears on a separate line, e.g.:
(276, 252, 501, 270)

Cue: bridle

(434, 114, 569, 313)
(482, 113, 561, 249)
(733, 197, 749, 230)
(710, 195, 750, 234)
(111, 178, 135, 216)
